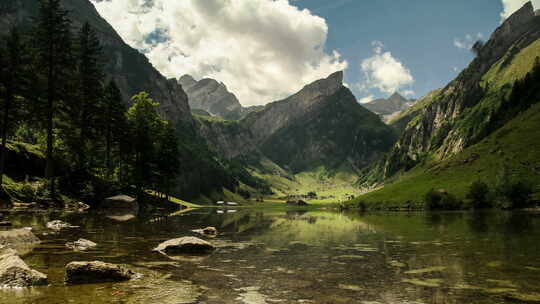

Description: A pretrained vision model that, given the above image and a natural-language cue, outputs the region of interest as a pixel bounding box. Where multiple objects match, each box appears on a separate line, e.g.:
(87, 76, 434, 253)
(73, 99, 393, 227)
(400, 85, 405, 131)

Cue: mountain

(240, 71, 397, 173)
(351, 2, 540, 207)
(0, 0, 192, 125)
(0, 0, 252, 200)
(362, 93, 414, 122)
(179, 75, 244, 121)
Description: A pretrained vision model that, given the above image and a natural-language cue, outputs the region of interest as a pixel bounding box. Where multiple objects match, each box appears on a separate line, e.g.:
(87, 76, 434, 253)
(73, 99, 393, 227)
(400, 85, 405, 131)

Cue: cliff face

(194, 117, 257, 159)
(376, 2, 540, 179)
(179, 75, 243, 121)
(0, 0, 193, 125)
(240, 72, 397, 173)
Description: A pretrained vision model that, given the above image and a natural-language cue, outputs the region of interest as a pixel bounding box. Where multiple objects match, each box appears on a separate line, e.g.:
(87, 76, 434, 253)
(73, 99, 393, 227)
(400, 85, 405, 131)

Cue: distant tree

(466, 181, 491, 209)
(32, 0, 74, 196)
(102, 80, 127, 179)
(472, 40, 484, 56)
(0, 28, 29, 186)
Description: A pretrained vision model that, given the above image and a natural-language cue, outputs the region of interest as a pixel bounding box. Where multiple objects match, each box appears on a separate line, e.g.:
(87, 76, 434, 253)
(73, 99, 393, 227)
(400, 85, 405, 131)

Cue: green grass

(347, 101, 540, 209)
(146, 190, 203, 208)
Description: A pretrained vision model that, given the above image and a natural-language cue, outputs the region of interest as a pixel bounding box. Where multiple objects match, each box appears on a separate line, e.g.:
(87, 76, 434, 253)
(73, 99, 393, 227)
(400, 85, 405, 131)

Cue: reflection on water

(1, 209, 540, 304)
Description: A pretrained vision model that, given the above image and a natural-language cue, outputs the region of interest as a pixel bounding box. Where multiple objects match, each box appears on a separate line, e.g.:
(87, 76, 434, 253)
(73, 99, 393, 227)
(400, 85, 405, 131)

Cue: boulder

(0, 221, 12, 227)
(0, 228, 40, 249)
(192, 227, 218, 237)
(12, 202, 37, 209)
(226, 202, 238, 206)
(66, 239, 97, 251)
(153, 237, 215, 254)
(0, 249, 48, 287)
(101, 195, 139, 212)
(46, 220, 78, 231)
(65, 261, 140, 285)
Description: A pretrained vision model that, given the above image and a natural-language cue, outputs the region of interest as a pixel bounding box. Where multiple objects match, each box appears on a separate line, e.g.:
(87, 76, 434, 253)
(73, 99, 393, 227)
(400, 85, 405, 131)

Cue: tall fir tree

(32, 0, 74, 196)
(103, 80, 127, 179)
(67, 22, 104, 170)
(155, 122, 180, 198)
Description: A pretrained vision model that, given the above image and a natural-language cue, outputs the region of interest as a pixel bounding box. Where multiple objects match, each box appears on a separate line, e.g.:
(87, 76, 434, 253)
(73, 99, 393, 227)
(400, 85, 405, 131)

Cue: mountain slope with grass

(349, 2, 540, 209)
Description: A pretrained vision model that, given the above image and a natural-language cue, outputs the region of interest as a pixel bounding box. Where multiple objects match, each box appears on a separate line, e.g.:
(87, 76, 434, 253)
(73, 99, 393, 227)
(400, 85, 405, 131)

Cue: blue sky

(92, 0, 533, 105)
(293, 0, 503, 101)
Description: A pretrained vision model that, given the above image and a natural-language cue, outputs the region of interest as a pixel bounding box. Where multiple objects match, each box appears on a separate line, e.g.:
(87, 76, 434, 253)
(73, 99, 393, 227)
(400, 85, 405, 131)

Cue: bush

(496, 180, 534, 209)
(466, 181, 491, 209)
(425, 189, 462, 210)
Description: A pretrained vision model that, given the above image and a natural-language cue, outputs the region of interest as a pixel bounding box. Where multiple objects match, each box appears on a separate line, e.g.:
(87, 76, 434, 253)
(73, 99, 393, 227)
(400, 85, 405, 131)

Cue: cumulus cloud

(359, 41, 414, 96)
(500, 0, 539, 19)
(90, 0, 347, 106)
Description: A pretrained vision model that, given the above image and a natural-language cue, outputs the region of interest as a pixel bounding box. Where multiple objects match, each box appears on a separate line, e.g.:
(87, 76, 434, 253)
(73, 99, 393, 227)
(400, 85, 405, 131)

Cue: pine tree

(32, 0, 74, 196)
(0, 28, 28, 186)
(103, 80, 127, 179)
(67, 22, 104, 169)
(155, 122, 180, 198)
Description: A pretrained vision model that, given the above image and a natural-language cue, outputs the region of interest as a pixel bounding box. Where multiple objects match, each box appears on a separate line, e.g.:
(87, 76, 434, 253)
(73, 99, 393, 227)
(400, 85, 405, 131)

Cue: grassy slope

(347, 40, 540, 209)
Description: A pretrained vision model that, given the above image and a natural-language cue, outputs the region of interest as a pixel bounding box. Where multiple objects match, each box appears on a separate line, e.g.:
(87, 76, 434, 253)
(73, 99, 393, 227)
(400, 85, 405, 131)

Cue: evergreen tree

(155, 122, 180, 198)
(0, 28, 28, 186)
(103, 80, 127, 179)
(66, 22, 104, 170)
(32, 0, 74, 196)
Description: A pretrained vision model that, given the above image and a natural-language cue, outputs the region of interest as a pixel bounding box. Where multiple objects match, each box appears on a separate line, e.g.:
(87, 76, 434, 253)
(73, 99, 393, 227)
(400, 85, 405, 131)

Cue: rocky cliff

(372, 2, 540, 180)
(0, 0, 192, 125)
(179, 75, 244, 121)
(241, 71, 397, 173)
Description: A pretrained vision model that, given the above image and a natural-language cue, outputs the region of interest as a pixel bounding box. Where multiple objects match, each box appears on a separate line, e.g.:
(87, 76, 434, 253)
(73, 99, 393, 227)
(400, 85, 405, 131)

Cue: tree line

(0, 0, 180, 203)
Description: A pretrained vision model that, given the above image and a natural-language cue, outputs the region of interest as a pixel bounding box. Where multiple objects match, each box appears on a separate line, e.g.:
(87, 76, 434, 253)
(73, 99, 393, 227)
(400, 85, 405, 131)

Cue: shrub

(466, 181, 491, 209)
(425, 189, 462, 210)
(496, 180, 534, 209)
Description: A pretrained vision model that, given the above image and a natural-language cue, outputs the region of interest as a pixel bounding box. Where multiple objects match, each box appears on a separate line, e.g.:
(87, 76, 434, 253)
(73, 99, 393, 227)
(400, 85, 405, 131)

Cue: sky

(90, 0, 539, 106)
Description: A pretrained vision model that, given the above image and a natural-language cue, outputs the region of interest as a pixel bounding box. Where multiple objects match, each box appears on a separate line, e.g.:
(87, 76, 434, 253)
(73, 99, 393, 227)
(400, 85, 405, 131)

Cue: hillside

(350, 2, 540, 208)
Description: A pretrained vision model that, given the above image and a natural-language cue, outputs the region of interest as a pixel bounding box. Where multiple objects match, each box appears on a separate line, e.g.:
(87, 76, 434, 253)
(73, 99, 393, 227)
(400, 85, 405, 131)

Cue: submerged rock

(0, 249, 48, 288)
(153, 237, 215, 254)
(66, 239, 97, 251)
(192, 227, 218, 237)
(0, 228, 40, 249)
(102, 195, 139, 212)
(46, 220, 78, 231)
(65, 261, 140, 285)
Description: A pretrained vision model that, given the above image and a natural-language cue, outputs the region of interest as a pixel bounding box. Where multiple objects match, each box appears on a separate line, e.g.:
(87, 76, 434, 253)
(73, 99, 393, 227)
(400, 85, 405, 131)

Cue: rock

(46, 220, 78, 231)
(215, 201, 225, 206)
(65, 261, 140, 285)
(192, 227, 218, 237)
(69, 202, 90, 212)
(66, 239, 97, 251)
(0, 228, 40, 249)
(101, 195, 139, 212)
(153, 237, 215, 254)
(105, 211, 137, 222)
(0, 249, 48, 287)
(286, 200, 309, 206)
(226, 202, 239, 206)
(0, 221, 12, 227)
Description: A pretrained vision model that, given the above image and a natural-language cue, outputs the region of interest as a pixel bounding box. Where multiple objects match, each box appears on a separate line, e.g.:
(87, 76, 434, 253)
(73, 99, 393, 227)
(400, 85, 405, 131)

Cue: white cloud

(359, 41, 414, 96)
(453, 32, 484, 51)
(90, 0, 347, 106)
(358, 95, 375, 104)
(500, 0, 539, 19)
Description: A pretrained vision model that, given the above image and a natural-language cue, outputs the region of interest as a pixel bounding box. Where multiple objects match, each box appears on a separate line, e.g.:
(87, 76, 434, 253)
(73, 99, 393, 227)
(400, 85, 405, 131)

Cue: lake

(1, 208, 540, 303)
